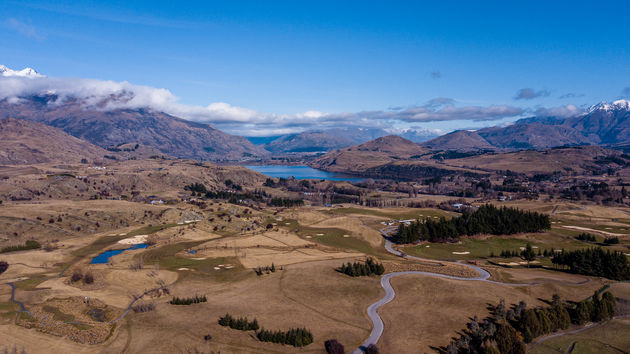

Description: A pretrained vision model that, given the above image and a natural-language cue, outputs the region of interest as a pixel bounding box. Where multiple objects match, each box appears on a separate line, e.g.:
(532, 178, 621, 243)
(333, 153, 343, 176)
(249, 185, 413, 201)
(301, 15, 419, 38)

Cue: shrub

(325, 339, 345, 354)
(132, 302, 156, 313)
(83, 272, 94, 284)
(71, 270, 83, 282)
(0, 261, 8, 275)
(129, 257, 144, 271)
(604, 237, 620, 245)
(364, 344, 379, 354)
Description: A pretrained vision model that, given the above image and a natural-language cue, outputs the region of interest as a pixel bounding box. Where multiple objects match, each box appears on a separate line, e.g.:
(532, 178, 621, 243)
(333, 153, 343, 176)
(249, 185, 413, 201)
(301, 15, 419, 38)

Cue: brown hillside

(422, 130, 493, 151)
(442, 146, 619, 174)
(310, 135, 428, 173)
(0, 118, 109, 165)
(0, 96, 268, 161)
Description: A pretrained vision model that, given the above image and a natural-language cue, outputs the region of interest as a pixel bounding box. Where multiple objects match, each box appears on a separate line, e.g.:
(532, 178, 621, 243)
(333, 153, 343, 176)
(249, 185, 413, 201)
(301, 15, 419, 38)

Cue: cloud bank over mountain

(0, 65, 587, 136)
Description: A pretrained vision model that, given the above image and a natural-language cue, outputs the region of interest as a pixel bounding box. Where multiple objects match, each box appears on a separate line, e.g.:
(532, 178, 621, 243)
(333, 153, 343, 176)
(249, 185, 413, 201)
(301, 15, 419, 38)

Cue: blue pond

(90, 243, 148, 264)
(244, 165, 362, 182)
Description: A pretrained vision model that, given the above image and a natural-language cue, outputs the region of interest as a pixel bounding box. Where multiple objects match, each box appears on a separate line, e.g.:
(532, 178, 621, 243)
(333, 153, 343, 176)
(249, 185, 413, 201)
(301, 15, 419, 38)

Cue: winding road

(352, 226, 529, 353)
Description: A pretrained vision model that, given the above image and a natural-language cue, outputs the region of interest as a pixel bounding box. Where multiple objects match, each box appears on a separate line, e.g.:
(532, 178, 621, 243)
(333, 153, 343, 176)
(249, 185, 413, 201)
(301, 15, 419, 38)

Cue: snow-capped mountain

(0, 65, 44, 78)
(587, 99, 630, 113)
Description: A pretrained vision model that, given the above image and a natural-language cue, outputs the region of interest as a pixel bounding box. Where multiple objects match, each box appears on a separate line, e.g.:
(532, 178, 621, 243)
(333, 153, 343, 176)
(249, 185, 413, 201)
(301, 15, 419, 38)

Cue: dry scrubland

(0, 165, 629, 354)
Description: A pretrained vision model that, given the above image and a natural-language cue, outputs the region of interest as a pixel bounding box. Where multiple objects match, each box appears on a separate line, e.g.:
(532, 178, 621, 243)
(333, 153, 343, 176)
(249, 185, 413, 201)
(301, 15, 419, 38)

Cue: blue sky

(1, 0, 630, 136)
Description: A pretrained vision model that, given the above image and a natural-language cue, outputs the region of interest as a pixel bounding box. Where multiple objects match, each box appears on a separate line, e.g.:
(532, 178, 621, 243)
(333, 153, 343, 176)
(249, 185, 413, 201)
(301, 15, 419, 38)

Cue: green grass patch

(408, 230, 604, 261)
(299, 225, 382, 256)
(14, 275, 49, 291)
(529, 318, 630, 354)
(71, 323, 93, 330)
(140, 242, 248, 282)
(408, 237, 544, 260)
(18, 311, 35, 323)
(43, 305, 75, 322)
(126, 223, 178, 237)
(328, 207, 457, 221)
(140, 241, 204, 264)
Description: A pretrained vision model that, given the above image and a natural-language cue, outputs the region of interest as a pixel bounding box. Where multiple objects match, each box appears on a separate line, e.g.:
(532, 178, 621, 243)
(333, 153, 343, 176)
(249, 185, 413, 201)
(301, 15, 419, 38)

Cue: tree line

(338, 257, 384, 277)
(218, 313, 314, 347)
(576, 232, 597, 242)
(269, 198, 304, 207)
(443, 291, 616, 353)
(552, 247, 630, 280)
(169, 295, 207, 305)
(394, 204, 550, 244)
(218, 313, 259, 331)
(257, 327, 313, 347)
(0, 240, 41, 253)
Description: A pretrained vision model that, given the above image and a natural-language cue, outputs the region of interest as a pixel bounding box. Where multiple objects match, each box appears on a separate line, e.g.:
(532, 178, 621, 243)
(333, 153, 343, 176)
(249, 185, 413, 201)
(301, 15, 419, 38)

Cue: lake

(90, 243, 148, 264)
(244, 165, 362, 182)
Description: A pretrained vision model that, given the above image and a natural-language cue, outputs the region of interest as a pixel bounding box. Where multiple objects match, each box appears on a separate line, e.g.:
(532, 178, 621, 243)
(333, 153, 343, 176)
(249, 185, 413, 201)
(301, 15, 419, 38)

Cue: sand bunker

(561, 225, 626, 237)
(452, 251, 470, 255)
(117, 235, 147, 245)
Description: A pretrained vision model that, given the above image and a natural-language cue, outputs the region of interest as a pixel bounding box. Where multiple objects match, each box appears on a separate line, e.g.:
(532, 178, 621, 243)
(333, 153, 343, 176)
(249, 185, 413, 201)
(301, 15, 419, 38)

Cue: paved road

(352, 226, 518, 353)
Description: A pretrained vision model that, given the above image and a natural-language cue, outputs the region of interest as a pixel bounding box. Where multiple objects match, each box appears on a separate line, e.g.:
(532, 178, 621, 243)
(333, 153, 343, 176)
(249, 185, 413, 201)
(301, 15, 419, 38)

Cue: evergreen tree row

(269, 198, 304, 207)
(393, 204, 550, 244)
(444, 292, 616, 353)
(338, 257, 384, 277)
(0, 240, 41, 253)
(552, 247, 630, 280)
(495, 247, 558, 258)
(169, 295, 207, 305)
(218, 313, 259, 331)
(257, 327, 313, 347)
(576, 233, 596, 242)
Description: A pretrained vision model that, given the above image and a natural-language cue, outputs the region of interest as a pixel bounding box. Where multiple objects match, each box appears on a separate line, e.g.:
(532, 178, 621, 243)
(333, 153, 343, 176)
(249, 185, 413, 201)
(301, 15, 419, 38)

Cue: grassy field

(379, 270, 608, 354)
(530, 318, 630, 354)
(404, 231, 592, 260)
(139, 242, 249, 282)
(328, 207, 457, 220)
(276, 217, 386, 256)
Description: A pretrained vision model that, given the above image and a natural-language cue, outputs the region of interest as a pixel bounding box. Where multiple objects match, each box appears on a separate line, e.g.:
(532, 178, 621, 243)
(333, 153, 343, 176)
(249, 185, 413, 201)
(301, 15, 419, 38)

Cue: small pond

(90, 243, 148, 264)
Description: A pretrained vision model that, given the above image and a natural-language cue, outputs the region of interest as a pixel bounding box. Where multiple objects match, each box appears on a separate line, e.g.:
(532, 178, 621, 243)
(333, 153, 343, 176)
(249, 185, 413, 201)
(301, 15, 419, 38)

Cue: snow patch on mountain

(0, 65, 44, 78)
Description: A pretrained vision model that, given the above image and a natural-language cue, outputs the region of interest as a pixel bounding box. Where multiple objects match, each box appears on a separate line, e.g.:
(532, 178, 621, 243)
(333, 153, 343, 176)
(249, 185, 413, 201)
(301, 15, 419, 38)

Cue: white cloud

(534, 104, 583, 118)
(5, 18, 45, 40)
(0, 65, 536, 135)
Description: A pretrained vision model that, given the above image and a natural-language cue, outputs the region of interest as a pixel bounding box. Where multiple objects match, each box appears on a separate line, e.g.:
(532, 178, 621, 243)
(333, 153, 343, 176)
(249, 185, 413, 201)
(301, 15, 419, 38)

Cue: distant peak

(0, 64, 44, 78)
(588, 99, 630, 113)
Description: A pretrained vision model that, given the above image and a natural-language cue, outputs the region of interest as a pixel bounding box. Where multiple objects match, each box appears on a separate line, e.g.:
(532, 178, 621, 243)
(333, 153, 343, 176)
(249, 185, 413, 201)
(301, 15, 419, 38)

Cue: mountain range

(251, 127, 439, 154)
(0, 94, 267, 161)
(423, 100, 630, 151)
(1, 65, 629, 159)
